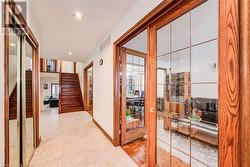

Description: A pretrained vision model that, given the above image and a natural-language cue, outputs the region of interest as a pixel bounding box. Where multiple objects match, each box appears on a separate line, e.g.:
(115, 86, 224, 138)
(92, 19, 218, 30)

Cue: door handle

(149, 107, 156, 113)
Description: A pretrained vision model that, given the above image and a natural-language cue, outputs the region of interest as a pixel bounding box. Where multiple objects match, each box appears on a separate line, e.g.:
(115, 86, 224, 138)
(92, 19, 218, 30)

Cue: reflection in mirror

(24, 38, 35, 165)
(8, 33, 19, 166)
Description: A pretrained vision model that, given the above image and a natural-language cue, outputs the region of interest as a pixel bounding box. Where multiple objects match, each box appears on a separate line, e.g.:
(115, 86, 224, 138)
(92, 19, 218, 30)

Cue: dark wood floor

(122, 138, 188, 167)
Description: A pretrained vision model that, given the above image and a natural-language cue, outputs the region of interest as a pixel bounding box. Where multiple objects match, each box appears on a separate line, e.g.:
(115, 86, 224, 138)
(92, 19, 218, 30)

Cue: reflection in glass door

(156, 1, 218, 166)
(121, 48, 146, 145)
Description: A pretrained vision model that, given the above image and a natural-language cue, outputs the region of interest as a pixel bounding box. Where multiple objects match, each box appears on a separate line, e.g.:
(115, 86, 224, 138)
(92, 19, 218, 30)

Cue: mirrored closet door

(8, 30, 21, 167)
(7, 34, 36, 166)
(23, 37, 35, 165)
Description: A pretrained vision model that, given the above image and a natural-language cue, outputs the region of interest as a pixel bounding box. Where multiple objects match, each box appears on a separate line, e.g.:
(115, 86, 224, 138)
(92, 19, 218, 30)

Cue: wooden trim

(154, 0, 205, 30)
(120, 48, 126, 145)
(4, 1, 9, 164)
(83, 62, 93, 112)
(93, 119, 114, 145)
(4, 0, 40, 164)
(113, 45, 120, 146)
(147, 25, 157, 167)
(58, 73, 62, 114)
(219, 0, 240, 166)
(84, 61, 94, 71)
(33, 45, 40, 148)
(125, 48, 147, 58)
(239, 0, 250, 166)
(74, 62, 77, 73)
(59, 60, 62, 73)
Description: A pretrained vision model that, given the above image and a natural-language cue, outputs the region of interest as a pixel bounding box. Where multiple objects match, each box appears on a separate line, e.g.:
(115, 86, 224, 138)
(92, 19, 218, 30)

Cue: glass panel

(126, 55, 145, 131)
(156, 1, 218, 166)
(24, 39, 35, 165)
(9, 32, 19, 166)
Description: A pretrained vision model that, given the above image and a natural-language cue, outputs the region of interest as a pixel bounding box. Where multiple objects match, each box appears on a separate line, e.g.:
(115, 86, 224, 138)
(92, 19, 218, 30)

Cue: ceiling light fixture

(74, 12, 83, 21)
(68, 52, 73, 56)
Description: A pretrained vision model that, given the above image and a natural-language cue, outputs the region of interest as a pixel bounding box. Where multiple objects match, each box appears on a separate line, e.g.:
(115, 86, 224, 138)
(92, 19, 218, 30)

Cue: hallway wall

(82, 0, 163, 139)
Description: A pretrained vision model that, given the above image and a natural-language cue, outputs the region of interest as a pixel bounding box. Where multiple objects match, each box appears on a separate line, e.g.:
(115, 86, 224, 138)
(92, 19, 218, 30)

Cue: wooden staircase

(59, 73, 84, 113)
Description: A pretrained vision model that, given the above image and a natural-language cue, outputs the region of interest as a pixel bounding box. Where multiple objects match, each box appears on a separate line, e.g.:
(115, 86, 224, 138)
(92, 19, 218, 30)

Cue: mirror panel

(23, 38, 35, 165)
(8, 32, 20, 166)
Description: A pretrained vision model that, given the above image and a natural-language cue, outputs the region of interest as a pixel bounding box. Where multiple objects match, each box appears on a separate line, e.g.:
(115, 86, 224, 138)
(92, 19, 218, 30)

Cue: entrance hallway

(30, 110, 137, 167)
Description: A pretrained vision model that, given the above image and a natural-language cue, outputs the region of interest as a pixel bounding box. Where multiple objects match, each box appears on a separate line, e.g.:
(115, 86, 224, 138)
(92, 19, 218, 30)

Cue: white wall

(61, 61, 74, 73)
(83, 0, 163, 138)
(76, 62, 84, 99)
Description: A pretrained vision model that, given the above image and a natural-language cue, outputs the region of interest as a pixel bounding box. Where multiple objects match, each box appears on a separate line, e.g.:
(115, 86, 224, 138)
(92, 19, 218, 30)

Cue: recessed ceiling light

(68, 52, 73, 56)
(74, 12, 83, 21)
(10, 43, 16, 47)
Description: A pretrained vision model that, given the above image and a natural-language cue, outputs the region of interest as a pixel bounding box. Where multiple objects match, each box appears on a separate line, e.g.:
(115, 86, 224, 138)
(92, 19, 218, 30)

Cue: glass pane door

(120, 47, 147, 145)
(126, 54, 145, 131)
(156, 1, 218, 166)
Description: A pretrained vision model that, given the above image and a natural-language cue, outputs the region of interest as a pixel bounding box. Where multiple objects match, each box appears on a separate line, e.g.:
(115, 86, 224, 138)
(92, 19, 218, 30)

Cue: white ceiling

(30, 0, 136, 62)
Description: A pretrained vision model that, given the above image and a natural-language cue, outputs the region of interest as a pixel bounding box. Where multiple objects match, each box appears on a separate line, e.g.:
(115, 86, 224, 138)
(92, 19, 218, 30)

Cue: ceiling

(30, 0, 136, 62)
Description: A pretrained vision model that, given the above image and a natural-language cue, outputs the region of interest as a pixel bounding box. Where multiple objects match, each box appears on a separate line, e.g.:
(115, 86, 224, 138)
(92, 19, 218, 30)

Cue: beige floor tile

(30, 110, 137, 167)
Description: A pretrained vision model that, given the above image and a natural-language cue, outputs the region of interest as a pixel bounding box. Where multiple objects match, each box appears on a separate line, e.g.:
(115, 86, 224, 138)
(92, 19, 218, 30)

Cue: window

(51, 83, 59, 98)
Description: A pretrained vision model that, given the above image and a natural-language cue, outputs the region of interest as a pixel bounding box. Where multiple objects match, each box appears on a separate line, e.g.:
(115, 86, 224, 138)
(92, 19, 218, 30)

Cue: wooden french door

(120, 47, 147, 145)
(147, 1, 219, 167)
(114, 0, 246, 166)
(84, 62, 93, 112)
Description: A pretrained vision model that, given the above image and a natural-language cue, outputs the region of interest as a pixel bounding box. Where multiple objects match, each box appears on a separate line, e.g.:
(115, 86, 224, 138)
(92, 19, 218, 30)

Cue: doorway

(40, 73, 60, 111)
(113, 0, 224, 166)
(84, 62, 94, 115)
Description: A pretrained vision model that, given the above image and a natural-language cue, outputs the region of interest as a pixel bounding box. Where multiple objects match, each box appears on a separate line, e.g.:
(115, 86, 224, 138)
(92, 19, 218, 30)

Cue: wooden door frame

(120, 47, 147, 145)
(4, 0, 40, 165)
(83, 62, 94, 112)
(113, 0, 250, 166)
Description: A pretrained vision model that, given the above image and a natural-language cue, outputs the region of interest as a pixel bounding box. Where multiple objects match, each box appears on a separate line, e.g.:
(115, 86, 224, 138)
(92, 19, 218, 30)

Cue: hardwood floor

(122, 138, 147, 166)
(122, 137, 188, 167)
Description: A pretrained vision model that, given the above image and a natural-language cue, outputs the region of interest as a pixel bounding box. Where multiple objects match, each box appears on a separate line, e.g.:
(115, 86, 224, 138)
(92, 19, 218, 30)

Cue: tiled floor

(30, 110, 137, 167)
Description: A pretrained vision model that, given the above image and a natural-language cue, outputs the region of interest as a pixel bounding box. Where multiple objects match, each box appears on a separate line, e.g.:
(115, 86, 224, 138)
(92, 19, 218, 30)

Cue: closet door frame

(4, 0, 40, 165)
